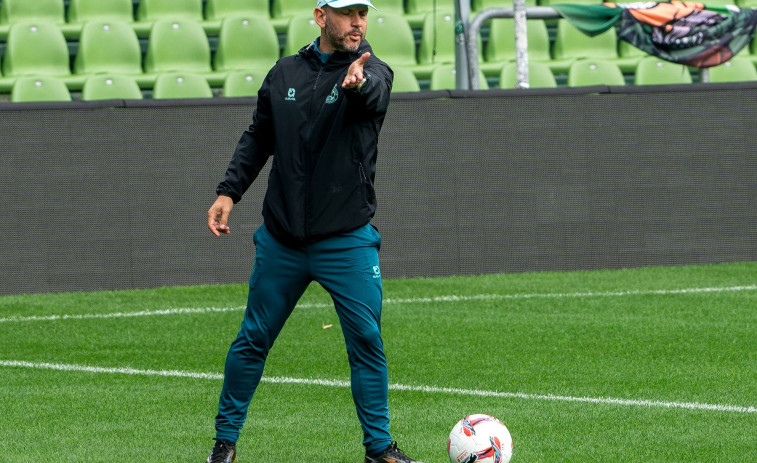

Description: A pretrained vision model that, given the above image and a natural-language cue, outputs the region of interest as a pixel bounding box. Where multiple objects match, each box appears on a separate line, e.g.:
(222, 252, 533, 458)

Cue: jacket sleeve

(343, 58, 393, 116)
(215, 69, 276, 204)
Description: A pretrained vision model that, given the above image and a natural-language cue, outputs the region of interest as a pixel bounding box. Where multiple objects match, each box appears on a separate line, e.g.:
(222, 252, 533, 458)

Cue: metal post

(513, 0, 529, 88)
(467, 7, 560, 90)
(454, 0, 471, 90)
(700, 67, 710, 83)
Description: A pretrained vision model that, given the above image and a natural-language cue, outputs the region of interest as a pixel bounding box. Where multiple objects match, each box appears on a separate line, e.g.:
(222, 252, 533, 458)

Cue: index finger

(357, 52, 371, 65)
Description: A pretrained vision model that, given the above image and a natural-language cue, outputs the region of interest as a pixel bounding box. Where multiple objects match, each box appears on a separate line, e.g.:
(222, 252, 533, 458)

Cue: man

(205, 1, 422, 462)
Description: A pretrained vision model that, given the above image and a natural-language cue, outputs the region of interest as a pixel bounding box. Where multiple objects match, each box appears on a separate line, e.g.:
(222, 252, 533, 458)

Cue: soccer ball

(447, 414, 513, 463)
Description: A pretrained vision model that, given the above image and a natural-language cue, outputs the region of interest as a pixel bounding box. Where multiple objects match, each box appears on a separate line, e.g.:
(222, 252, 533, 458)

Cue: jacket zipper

(304, 65, 326, 240)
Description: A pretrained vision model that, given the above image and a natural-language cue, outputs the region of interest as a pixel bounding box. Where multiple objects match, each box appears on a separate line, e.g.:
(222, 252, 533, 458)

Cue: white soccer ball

(447, 414, 513, 463)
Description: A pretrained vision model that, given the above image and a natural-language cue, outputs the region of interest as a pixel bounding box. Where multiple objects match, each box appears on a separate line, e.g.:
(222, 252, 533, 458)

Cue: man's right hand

(208, 195, 234, 236)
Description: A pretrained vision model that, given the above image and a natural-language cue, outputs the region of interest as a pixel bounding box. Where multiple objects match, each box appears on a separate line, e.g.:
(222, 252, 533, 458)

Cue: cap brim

(321, 0, 378, 10)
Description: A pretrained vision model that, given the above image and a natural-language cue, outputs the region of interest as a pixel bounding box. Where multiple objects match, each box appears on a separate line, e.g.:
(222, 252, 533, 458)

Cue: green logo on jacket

(325, 84, 339, 104)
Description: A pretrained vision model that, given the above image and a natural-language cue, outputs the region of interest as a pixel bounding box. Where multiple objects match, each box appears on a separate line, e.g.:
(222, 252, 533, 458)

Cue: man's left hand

(342, 52, 371, 89)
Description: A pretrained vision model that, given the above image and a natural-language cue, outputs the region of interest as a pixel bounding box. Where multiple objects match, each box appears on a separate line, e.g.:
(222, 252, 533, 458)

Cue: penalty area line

(0, 360, 754, 415)
(1, 285, 756, 324)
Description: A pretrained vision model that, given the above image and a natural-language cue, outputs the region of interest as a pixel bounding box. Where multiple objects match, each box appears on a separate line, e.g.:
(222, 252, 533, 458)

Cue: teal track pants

(214, 223, 391, 455)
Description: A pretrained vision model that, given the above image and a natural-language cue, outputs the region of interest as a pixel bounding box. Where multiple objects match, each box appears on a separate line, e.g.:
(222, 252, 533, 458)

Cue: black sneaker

(365, 441, 423, 463)
(206, 439, 237, 463)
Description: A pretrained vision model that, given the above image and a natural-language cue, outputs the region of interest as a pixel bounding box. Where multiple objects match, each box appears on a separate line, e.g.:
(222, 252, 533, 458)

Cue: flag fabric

(553, 2, 757, 67)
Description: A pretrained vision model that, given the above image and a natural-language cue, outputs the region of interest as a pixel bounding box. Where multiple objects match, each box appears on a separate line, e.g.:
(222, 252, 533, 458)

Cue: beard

(324, 15, 363, 52)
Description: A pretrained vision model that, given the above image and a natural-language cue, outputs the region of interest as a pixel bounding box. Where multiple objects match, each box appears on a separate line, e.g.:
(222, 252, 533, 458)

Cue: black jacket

(216, 39, 393, 247)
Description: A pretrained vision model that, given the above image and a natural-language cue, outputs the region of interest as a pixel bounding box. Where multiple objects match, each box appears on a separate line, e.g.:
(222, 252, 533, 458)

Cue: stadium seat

(633, 57, 692, 85)
(283, 15, 321, 56)
(10, 76, 71, 102)
(143, 20, 212, 75)
(271, 0, 314, 31)
(499, 61, 557, 89)
(203, 0, 271, 34)
(137, 0, 203, 22)
(551, 19, 618, 74)
(2, 23, 70, 78)
(615, 39, 649, 73)
(222, 70, 267, 97)
(272, 0, 313, 19)
(67, 0, 134, 25)
(430, 64, 489, 90)
(418, 11, 456, 67)
(391, 66, 421, 92)
(365, 13, 417, 70)
(81, 75, 144, 100)
(0, 0, 65, 26)
(152, 72, 213, 99)
(481, 18, 550, 76)
(73, 21, 143, 76)
(567, 59, 626, 87)
(134, 0, 203, 35)
(213, 16, 280, 74)
(205, 0, 270, 20)
(706, 56, 757, 83)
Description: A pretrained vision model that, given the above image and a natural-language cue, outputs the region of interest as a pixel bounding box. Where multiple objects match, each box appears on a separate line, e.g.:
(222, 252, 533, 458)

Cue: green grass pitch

(1, 262, 755, 462)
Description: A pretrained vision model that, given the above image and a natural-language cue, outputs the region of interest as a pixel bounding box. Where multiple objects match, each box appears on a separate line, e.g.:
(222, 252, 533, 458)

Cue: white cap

(316, 0, 377, 10)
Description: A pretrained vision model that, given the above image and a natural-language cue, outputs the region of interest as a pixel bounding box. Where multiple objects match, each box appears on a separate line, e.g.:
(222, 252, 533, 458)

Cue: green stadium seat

(365, 13, 417, 70)
(481, 18, 550, 76)
(271, 0, 314, 32)
(144, 20, 212, 75)
(81, 75, 144, 100)
(73, 21, 143, 76)
(615, 39, 648, 73)
(551, 19, 618, 74)
(67, 0, 134, 25)
(706, 56, 757, 83)
(222, 70, 267, 97)
(137, 0, 203, 21)
(203, 0, 271, 34)
(430, 63, 489, 90)
(567, 59, 626, 87)
(374, 0, 405, 15)
(272, 0, 313, 19)
(418, 11, 456, 67)
(152, 72, 213, 99)
(283, 14, 321, 57)
(134, 0, 203, 35)
(391, 66, 421, 92)
(213, 16, 280, 74)
(11, 76, 71, 102)
(2, 23, 70, 78)
(634, 56, 692, 85)
(205, 0, 270, 20)
(407, 0, 453, 14)
(0, 0, 65, 25)
(499, 61, 557, 88)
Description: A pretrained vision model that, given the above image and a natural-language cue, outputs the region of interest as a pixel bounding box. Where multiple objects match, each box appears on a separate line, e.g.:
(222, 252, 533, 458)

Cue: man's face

(320, 5, 369, 53)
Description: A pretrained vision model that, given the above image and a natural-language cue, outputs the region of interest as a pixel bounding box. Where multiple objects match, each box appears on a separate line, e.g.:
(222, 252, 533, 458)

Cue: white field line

(0, 360, 754, 414)
(1, 285, 755, 324)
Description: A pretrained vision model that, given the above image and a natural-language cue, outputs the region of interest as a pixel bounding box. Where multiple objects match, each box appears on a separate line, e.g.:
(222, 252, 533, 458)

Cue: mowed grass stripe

(1, 360, 755, 414)
(1, 284, 755, 323)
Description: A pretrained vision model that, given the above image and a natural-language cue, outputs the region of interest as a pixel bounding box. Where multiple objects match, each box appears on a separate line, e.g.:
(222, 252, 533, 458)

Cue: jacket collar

(299, 39, 374, 68)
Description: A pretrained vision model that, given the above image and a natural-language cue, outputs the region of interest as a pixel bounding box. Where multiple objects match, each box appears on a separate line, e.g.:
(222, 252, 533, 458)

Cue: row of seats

(2, 7, 757, 100)
(12, 54, 757, 103)
(6, 72, 259, 102)
(0, 0, 551, 37)
(4, 0, 757, 37)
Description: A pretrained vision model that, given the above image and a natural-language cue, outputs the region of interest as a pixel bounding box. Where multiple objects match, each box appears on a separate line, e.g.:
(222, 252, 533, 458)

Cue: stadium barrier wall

(2, 84, 757, 295)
